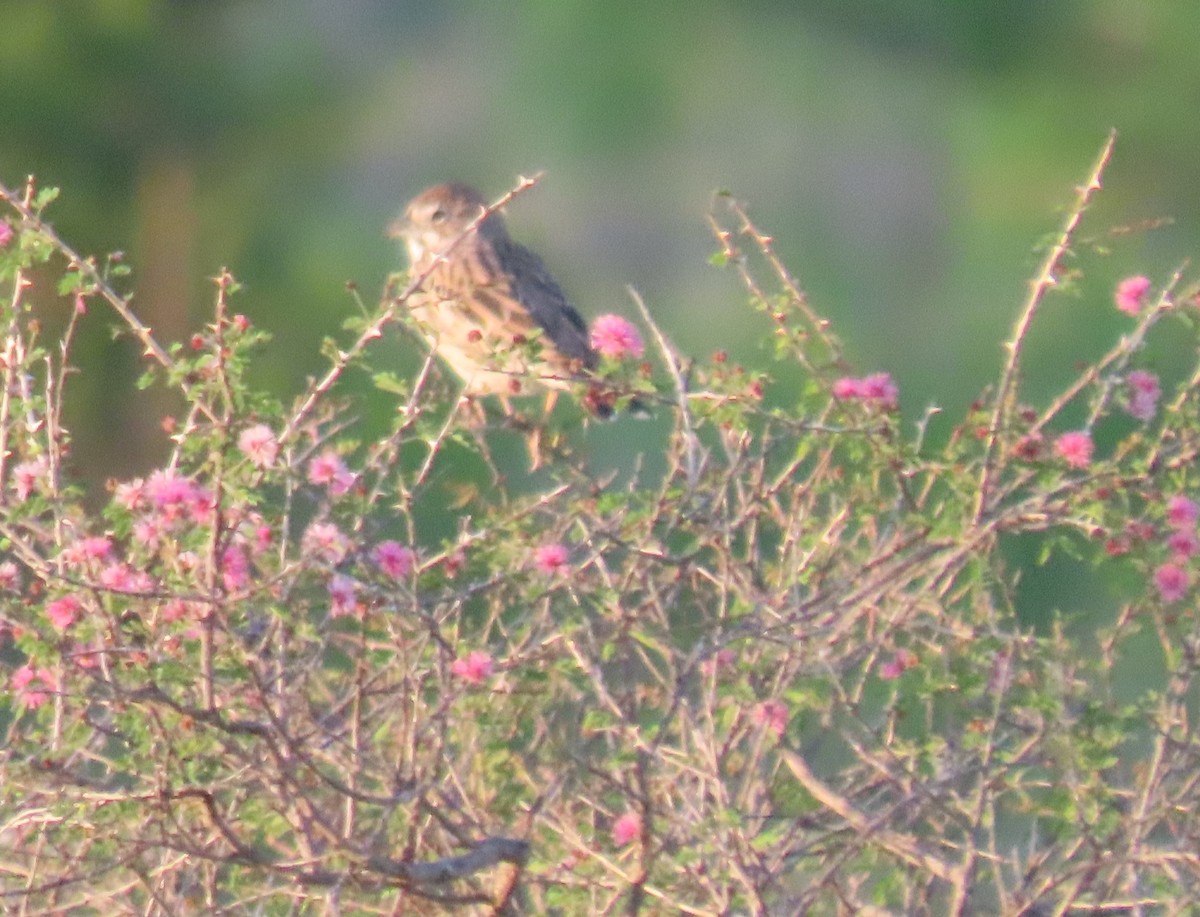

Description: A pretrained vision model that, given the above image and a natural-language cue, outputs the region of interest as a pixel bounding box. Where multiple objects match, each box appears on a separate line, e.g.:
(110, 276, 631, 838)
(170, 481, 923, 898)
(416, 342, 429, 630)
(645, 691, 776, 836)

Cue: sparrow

(389, 182, 615, 417)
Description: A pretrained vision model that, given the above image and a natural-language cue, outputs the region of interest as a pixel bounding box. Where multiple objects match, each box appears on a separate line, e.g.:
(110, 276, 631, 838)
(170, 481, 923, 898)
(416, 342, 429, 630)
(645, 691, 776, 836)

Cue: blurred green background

(1, 1, 1196, 621)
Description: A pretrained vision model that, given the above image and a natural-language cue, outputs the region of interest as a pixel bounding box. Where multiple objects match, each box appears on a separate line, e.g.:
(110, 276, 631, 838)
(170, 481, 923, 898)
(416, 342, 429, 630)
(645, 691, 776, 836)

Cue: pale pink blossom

(308, 450, 356, 495)
(833, 373, 898, 409)
(132, 517, 165, 549)
(533, 543, 570, 575)
(374, 540, 416, 579)
(45, 595, 81, 631)
(113, 477, 146, 511)
(754, 699, 789, 738)
(1054, 431, 1093, 469)
(221, 545, 250, 592)
(100, 563, 152, 593)
(450, 650, 494, 685)
(0, 221, 12, 248)
(0, 561, 20, 592)
(328, 574, 359, 618)
(303, 521, 350, 564)
(1155, 562, 1189, 603)
(611, 811, 642, 847)
(61, 536, 113, 569)
(1125, 370, 1160, 422)
(11, 664, 56, 709)
(590, 314, 645, 359)
(11, 458, 46, 501)
(238, 424, 279, 468)
(1115, 275, 1152, 315)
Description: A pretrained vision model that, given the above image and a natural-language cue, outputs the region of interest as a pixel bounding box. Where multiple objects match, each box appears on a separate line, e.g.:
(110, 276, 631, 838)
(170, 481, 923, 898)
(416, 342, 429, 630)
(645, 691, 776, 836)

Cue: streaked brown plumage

(389, 182, 613, 416)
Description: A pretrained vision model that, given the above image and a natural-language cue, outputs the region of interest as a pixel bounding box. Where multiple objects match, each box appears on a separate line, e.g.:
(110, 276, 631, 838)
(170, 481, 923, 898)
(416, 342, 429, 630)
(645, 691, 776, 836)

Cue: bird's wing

(501, 242, 597, 368)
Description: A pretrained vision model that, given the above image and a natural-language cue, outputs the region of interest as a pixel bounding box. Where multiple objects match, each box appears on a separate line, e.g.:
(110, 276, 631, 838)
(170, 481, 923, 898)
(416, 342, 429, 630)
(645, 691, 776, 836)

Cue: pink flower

(880, 649, 918, 680)
(238, 424, 279, 469)
(611, 811, 642, 847)
(753, 699, 789, 738)
(60, 536, 114, 570)
(1054, 431, 1093, 469)
(701, 647, 737, 677)
(144, 469, 205, 523)
(1166, 495, 1199, 530)
(100, 563, 152, 593)
(374, 540, 416, 579)
(160, 599, 192, 623)
(590, 314, 645, 359)
(1168, 529, 1200, 558)
(832, 373, 898, 409)
(450, 650, 493, 685)
(860, 372, 899, 409)
(12, 458, 46, 501)
(308, 450, 356, 496)
(11, 664, 56, 709)
(0, 221, 12, 248)
(0, 561, 20, 592)
(1115, 275, 1152, 315)
(1155, 562, 1189, 603)
(328, 574, 359, 618)
(303, 521, 350, 564)
(221, 545, 250, 592)
(253, 524, 272, 554)
(132, 517, 165, 549)
(113, 477, 146, 511)
(832, 377, 863, 400)
(45, 595, 81, 631)
(533, 543, 570, 575)
(1125, 370, 1160, 422)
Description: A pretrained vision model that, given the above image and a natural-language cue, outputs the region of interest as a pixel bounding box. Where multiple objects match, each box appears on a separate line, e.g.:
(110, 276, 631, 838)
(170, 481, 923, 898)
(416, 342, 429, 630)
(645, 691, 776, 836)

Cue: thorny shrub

(3, 137, 1200, 914)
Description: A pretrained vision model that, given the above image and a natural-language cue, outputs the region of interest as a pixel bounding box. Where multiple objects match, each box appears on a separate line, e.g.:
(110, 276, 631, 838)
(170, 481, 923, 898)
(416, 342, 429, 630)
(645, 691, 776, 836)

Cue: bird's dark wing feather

(501, 241, 597, 369)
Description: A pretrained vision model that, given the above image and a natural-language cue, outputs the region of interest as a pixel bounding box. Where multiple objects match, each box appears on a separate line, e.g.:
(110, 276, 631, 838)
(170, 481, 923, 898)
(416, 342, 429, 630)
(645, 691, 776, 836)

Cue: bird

(389, 182, 617, 418)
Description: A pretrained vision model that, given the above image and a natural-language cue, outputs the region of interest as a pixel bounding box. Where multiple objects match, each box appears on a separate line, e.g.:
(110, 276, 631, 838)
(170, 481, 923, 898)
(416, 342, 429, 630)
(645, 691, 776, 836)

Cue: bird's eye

(430, 207, 446, 223)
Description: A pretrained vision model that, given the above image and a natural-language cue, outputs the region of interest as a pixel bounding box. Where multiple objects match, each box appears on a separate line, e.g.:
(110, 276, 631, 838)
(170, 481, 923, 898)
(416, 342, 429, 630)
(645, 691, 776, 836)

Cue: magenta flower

(590, 314, 645, 360)
(1115, 275, 1152, 315)
(1155, 562, 1189, 603)
(11, 664, 56, 710)
(832, 377, 863, 400)
(450, 650, 494, 685)
(374, 540, 416, 579)
(1054, 431, 1093, 469)
(533, 543, 570, 575)
(45, 595, 81, 631)
(238, 424, 279, 469)
(611, 811, 642, 847)
(1166, 495, 1199, 530)
(753, 699, 789, 738)
(0, 221, 12, 248)
(880, 649, 918, 680)
(61, 535, 113, 569)
(1168, 529, 1200, 559)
